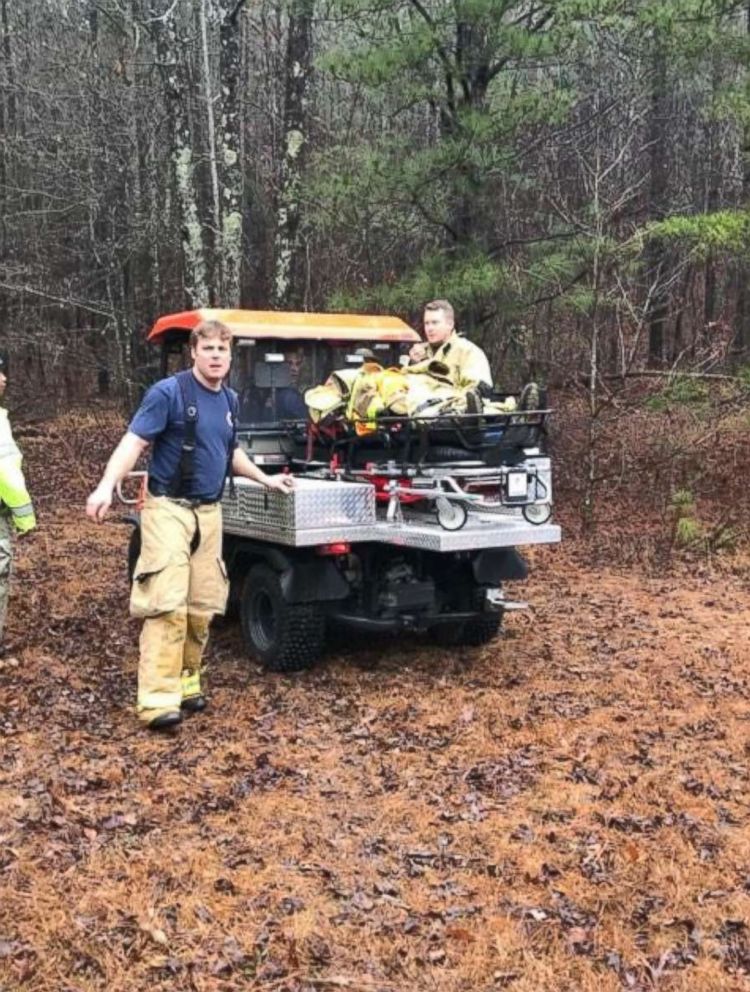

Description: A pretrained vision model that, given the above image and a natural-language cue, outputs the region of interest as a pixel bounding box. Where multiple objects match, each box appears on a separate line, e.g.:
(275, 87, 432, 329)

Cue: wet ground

(0, 411, 748, 992)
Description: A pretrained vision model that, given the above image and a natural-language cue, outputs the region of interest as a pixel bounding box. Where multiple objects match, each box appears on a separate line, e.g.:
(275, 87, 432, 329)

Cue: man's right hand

(86, 484, 113, 522)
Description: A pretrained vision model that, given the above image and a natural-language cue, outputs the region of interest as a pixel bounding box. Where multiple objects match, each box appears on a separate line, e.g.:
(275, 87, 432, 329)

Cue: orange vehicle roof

(148, 309, 420, 343)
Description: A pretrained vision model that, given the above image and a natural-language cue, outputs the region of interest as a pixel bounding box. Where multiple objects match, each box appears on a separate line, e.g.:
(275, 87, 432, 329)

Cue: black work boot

(148, 710, 182, 732)
(181, 695, 207, 714)
(463, 387, 484, 444)
(465, 387, 483, 417)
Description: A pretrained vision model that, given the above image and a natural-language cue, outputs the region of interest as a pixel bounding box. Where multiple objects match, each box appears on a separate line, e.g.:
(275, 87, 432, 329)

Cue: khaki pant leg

(0, 514, 12, 645)
(137, 610, 188, 721)
(187, 504, 228, 616)
(181, 613, 211, 699)
(130, 496, 195, 720)
(181, 504, 228, 699)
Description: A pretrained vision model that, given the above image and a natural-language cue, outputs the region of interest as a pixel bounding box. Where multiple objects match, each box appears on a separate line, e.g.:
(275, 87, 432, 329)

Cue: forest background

(3, 6, 750, 989)
(2, 0, 750, 539)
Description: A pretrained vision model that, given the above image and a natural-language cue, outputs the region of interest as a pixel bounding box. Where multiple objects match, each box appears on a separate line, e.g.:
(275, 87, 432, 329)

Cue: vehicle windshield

(229, 339, 404, 428)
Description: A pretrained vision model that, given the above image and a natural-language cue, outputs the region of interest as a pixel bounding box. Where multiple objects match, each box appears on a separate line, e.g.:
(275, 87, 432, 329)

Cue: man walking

(0, 352, 36, 654)
(86, 319, 293, 731)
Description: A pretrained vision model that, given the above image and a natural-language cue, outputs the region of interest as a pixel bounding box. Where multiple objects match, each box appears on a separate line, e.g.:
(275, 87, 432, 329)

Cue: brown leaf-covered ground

(1, 409, 749, 992)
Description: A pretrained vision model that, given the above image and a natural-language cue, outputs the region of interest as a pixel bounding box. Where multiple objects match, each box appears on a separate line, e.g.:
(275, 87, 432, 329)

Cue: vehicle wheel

(240, 564, 325, 672)
(428, 609, 502, 647)
(428, 578, 504, 648)
(127, 526, 141, 584)
(460, 609, 503, 646)
(428, 622, 466, 647)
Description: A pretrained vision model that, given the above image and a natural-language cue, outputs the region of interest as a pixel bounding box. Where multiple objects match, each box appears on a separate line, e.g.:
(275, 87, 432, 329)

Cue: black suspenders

(169, 371, 238, 499)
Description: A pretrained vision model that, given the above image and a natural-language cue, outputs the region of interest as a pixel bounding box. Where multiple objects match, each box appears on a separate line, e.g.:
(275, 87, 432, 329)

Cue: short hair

(424, 299, 454, 322)
(189, 319, 232, 349)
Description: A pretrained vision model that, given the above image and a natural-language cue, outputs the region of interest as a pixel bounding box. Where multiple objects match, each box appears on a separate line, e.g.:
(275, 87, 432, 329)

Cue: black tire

(460, 609, 503, 646)
(428, 623, 466, 647)
(127, 526, 141, 584)
(240, 563, 325, 672)
(428, 609, 502, 647)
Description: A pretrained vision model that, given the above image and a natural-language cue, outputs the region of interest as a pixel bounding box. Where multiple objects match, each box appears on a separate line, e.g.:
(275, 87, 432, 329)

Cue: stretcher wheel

(435, 496, 468, 531)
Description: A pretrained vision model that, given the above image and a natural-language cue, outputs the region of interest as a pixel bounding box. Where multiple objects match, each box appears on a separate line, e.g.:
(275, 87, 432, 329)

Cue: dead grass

(0, 408, 748, 991)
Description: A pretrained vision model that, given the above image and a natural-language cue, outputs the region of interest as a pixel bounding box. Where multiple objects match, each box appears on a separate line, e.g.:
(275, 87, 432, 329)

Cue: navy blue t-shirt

(129, 374, 238, 501)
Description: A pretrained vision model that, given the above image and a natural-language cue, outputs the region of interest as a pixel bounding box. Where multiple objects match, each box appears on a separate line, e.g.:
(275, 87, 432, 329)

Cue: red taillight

(315, 542, 351, 556)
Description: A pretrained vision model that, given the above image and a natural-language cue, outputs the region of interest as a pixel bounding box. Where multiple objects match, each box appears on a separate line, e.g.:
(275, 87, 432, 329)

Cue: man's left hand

(266, 474, 294, 494)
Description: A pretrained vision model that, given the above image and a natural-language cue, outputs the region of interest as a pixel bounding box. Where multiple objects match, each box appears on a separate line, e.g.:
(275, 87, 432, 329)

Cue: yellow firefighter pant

(130, 494, 229, 723)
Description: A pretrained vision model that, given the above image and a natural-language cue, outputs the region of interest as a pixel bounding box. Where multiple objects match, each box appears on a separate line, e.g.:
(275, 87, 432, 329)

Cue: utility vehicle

(126, 308, 560, 670)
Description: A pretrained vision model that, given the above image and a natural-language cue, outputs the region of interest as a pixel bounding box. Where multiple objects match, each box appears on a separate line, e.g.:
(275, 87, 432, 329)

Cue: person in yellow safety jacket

(410, 298, 493, 390)
(85, 320, 294, 733)
(0, 352, 36, 655)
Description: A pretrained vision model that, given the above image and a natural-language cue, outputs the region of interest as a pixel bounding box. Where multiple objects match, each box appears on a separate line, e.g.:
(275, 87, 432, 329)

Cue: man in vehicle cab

(276, 346, 308, 419)
(242, 346, 308, 423)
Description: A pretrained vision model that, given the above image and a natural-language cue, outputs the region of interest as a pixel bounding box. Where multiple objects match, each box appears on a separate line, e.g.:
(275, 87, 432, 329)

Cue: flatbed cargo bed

(221, 477, 561, 550)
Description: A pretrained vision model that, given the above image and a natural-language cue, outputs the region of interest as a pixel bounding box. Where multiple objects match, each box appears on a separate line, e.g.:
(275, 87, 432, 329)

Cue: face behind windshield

(231, 340, 403, 427)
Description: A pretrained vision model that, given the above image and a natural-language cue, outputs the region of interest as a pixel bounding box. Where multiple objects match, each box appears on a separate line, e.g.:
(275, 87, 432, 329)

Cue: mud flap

(472, 548, 528, 584)
(279, 560, 350, 603)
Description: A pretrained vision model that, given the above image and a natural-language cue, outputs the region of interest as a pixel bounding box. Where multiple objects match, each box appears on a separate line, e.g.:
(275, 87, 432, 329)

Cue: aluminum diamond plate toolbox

(221, 477, 376, 543)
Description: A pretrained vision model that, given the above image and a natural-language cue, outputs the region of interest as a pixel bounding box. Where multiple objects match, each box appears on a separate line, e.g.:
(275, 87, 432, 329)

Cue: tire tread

(241, 564, 325, 672)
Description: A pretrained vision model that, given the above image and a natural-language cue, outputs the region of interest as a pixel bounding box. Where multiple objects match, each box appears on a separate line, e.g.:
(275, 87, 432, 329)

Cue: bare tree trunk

(0, 0, 14, 187)
(0, 0, 13, 333)
(85, 2, 112, 399)
(703, 58, 722, 342)
(734, 2, 750, 363)
(127, 0, 159, 390)
(200, 0, 221, 303)
(582, 104, 606, 532)
(151, 2, 208, 307)
(645, 49, 669, 368)
(217, 0, 246, 307)
(271, 0, 313, 309)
